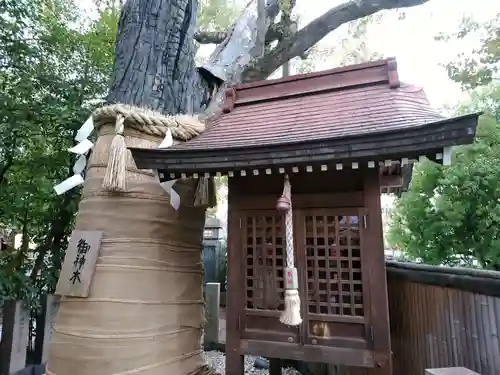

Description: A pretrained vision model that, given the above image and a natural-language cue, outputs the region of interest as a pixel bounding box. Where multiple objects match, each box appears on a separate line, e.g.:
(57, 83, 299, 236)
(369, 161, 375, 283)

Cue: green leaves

(0, 0, 118, 302)
(197, 0, 241, 32)
(391, 13, 500, 269)
(440, 13, 500, 90)
(390, 117, 500, 269)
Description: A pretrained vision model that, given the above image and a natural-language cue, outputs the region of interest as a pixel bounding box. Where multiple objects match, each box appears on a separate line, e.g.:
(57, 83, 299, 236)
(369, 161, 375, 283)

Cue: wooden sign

(55, 230, 103, 297)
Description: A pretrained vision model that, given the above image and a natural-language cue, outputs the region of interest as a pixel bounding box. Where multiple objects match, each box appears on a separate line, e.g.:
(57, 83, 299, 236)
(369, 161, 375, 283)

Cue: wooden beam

(380, 174, 402, 188)
(239, 339, 375, 367)
(363, 169, 392, 375)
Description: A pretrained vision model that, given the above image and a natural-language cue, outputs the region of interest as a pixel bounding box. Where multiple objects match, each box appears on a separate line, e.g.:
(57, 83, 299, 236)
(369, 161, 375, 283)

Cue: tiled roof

(129, 58, 479, 178)
(168, 58, 444, 151)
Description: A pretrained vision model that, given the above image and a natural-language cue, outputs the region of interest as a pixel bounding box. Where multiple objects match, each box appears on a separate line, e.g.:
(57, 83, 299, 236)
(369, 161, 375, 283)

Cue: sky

(294, 0, 499, 108)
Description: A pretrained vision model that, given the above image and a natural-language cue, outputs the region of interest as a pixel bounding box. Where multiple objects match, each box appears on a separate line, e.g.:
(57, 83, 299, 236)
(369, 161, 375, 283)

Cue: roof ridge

(236, 57, 398, 90)
(219, 58, 400, 112)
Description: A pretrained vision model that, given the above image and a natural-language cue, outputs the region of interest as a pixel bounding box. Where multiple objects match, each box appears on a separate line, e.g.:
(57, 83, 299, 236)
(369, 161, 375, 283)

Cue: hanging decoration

(154, 128, 180, 210)
(101, 112, 127, 192)
(54, 117, 94, 195)
(52, 104, 216, 210)
(277, 174, 302, 326)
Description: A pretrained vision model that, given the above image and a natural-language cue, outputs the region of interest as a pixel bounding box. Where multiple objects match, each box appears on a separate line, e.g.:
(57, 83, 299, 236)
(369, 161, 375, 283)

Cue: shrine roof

(129, 58, 480, 177)
(167, 58, 444, 151)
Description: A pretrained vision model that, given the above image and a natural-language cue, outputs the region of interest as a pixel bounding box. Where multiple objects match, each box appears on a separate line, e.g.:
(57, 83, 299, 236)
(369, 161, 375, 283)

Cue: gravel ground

(203, 351, 302, 375)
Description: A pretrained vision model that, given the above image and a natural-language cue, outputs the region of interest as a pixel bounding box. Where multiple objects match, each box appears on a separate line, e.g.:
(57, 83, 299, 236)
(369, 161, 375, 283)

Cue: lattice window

(305, 214, 363, 317)
(245, 214, 285, 310)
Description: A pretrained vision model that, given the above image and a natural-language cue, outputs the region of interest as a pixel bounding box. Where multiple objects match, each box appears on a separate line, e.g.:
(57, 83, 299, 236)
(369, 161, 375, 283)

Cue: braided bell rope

(279, 175, 302, 326)
(284, 181, 294, 270)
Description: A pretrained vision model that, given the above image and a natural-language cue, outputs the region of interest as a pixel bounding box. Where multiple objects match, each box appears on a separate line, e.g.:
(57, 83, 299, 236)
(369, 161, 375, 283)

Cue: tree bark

(107, 0, 214, 114)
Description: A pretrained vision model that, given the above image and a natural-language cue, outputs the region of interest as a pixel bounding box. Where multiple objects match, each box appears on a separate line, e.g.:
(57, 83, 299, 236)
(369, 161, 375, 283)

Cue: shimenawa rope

(92, 104, 205, 193)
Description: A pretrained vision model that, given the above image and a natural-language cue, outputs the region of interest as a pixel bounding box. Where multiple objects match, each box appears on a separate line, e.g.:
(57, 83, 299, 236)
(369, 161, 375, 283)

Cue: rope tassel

(278, 175, 302, 326)
(102, 114, 127, 192)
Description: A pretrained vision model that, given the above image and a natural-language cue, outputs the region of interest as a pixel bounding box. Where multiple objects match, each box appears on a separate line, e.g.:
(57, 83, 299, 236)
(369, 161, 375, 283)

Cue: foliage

(389, 114, 500, 269)
(0, 0, 118, 302)
(0, 249, 37, 305)
(197, 0, 241, 31)
(437, 13, 500, 90)
(390, 13, 500, 269)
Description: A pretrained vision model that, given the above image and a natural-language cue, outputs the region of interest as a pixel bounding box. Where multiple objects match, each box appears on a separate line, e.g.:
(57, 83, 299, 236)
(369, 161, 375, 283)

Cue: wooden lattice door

(241, 210, 300, 344)
(296, 208, 372, 350)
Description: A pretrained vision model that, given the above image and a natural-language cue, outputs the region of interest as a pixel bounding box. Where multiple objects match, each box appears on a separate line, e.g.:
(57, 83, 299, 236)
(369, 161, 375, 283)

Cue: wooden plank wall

(301, 262, 500, 375)
(387, 262, 500, 375)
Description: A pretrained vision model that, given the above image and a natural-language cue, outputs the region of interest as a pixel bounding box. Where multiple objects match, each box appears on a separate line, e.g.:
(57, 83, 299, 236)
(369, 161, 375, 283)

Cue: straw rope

(90, 104, 208, 195)
(93, 104, 205, 141)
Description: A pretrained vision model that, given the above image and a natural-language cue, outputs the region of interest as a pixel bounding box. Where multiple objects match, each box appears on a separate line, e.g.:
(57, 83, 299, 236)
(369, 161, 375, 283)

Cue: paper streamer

(158, 128, 173, 148)
(75, 116, 94, 142)
(68, 138, 94, 155)
(155, 129, 180, 210)
(73, 155, 87, 175)
(158, 177, 181, 210)
(54, 175, 85, 195)
(54, 116, 95, 195)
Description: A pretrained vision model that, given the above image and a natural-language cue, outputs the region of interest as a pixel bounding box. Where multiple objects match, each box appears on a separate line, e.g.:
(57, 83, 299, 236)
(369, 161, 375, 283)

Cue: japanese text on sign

(69, 238, 91, 284)
(55, 230, 103, 297)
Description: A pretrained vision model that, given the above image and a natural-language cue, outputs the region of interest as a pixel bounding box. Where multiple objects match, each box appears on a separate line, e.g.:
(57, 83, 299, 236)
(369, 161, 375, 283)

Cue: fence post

(204, 282, 220, 349)
(33, 295, 60, 364)
(0, 300, 30, 374)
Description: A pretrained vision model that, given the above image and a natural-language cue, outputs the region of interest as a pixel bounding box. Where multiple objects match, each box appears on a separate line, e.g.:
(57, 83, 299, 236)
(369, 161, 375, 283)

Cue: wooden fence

(387, 262, 500, 375)
(299, 262, 500, 375)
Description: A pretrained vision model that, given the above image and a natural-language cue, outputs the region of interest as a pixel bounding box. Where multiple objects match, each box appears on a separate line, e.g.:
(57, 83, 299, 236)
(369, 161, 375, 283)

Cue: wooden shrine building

(130, 58, 480, 375)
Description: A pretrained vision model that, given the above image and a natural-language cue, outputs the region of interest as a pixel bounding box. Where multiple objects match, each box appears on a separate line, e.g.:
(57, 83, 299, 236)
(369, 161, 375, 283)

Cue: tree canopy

(389, 13, 500, 268)
(0, 0, 118, 302)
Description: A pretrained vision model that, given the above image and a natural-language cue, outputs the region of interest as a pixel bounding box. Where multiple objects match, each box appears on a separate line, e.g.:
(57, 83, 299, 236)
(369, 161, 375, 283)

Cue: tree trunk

(107, 0, 214, 114)
(47, 1, 221, 375)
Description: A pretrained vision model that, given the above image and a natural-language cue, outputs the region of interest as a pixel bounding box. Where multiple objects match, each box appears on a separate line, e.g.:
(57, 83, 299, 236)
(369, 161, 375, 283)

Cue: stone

(204, 282, 220, 348)
(0, 300, 30, 374)
(34, 295, 60, 364)
(426, 368, 481, 375)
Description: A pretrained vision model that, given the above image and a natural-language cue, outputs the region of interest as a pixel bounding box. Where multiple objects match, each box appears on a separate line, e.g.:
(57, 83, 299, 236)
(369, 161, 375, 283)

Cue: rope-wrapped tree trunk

(47, 107, 211, 375)
(47, 0, 265, 372)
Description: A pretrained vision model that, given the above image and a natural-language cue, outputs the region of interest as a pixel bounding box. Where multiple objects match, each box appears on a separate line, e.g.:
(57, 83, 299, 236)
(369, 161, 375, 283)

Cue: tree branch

(194, 22, 288, 45)
(241, 0, 430, 81)
(0, 156, 14, 185)
(194, 30, 228, 44)
(199, 0, 280, 84)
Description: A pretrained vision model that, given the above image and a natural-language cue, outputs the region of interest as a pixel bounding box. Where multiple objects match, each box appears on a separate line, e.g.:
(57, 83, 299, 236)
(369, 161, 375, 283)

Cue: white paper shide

(54, 116, 94, 195)
(156, 129, 181, 210)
